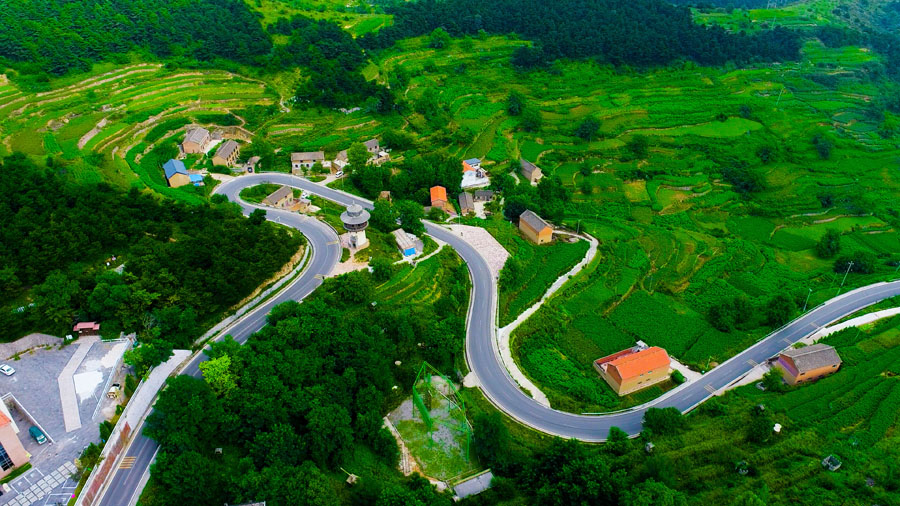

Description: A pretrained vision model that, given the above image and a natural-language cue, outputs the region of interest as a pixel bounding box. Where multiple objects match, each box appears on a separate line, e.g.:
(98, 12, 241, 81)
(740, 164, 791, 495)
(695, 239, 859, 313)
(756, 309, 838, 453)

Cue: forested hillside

(364, 0, 801, 66)
(0, 155, 302, 352)
(0, 0, 271, 76)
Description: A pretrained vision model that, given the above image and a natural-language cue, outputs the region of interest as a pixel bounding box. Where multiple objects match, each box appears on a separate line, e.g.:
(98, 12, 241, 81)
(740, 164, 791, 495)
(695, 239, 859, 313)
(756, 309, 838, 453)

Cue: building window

(0, 444, 14, 471)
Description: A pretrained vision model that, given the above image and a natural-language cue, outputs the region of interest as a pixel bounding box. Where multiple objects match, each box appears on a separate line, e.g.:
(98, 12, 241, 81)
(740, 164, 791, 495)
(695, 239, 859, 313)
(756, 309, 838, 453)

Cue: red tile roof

(601, 347, 670, 381)
(430, 186, 448, 203)
(74, 322, 100, 331)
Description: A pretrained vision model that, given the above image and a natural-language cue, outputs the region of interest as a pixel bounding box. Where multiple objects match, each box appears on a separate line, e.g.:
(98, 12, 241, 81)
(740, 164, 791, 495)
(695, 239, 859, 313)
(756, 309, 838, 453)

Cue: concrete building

(262, 186, 293, 209)
(181, 127, 210, 154)
(340, 204, 370, 248)
(518, 210, 552, 244)
(364, 138, 380, 155)
(291, 151, 325, 173)
(74, 321, 101, 337)
(520, 158, 543, 183)
(463, 158, 482, 172)
(594, 346, 671, 396)
(459, 192, 475, 215)
(163, 159, 190, 188)
(212, 140, 240, 167)
(0, 412, 29, 479)
(775, 344, 842, 385)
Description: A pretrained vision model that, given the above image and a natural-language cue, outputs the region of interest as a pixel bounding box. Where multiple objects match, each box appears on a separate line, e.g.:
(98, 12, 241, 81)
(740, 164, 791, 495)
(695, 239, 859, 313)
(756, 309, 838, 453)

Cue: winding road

(95, 172, 900, 504)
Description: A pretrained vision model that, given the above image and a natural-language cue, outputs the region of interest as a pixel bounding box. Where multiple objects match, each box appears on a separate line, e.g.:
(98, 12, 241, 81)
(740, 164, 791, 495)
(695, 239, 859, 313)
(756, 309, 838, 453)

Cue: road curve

(222, 174, 900, 441)
(97, 172, 900, 505)
(97, 177, 340, 506)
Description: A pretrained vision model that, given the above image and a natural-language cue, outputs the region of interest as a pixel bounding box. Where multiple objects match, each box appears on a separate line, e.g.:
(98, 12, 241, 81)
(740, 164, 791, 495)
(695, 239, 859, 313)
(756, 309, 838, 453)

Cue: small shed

(74, 321, 101, 337)
(822, 454, 842, 471)
(393, 229, 418, 257)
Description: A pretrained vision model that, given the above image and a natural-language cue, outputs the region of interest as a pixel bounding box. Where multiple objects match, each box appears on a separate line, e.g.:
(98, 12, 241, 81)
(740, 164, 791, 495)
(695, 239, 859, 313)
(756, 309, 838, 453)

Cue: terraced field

(0, 64, 277, 200)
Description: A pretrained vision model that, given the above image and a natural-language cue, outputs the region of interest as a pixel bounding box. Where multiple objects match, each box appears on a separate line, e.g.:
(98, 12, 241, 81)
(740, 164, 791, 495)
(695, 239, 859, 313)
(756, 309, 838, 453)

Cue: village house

(520, 158, 543, 184)
(0, 412, 29, 480)
(74, 321, 101, 337)
(462, 158, 482, 172)
(163, 159, 191, 188)
(262, 186, 294, 209)
(459, 192, 475, 215)
(474, 190, 495, 202)
(594, 346, 671, 396)
(364, 138, 380, 155)
(775, 343, 842, 385)
(212, 140, 240, 167)
(333, 150, 349, 170)
(430, 186, 454, 214)
(291, 151, 325, 173)
(181, 127, 210, 154)
(518, 209, 552, 244)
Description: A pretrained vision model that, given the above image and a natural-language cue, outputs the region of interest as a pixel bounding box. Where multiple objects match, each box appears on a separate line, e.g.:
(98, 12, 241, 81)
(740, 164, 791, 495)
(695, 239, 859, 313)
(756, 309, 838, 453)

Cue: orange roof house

(430, 185, 448, 205)
(594, 346, 671, 396)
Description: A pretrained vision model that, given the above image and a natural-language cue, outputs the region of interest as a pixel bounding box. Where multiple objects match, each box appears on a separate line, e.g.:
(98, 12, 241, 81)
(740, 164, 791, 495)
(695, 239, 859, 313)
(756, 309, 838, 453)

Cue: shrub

(643, 407, 685, 435)
(671, 370, 686, 384)
(815, 229, 841, 259)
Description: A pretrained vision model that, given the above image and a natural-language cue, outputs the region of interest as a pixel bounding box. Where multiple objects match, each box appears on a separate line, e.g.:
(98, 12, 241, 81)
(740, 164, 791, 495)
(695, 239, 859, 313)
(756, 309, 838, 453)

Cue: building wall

(776, 358, 840, 385)
(167, 173, 191, 188)
(519, 221, 551, 244)
(522, 168, 542, 183)
(182, 140, 203, 154)
(596, 364, 669, 396)
(213, 148, 239, 167)
(0, 425, 29, 479)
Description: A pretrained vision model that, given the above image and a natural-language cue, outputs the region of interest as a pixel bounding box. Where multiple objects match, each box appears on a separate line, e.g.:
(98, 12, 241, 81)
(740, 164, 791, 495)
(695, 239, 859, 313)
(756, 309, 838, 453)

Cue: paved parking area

(0, 338, 127, 506)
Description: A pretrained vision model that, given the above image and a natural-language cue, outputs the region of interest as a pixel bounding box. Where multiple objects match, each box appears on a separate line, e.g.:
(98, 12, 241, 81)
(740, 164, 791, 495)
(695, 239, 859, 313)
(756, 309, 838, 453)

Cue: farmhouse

(518, 210, 552, 244)
(520, 159, 543, 183)
(74, 321, 101, 337)
(291, 151, 325, 173)
(0, 412, 29, 480)
(364, 139, 390, 165)
(364, 138, 380, 155)
(212, 140, 240, 167)
(775, 343, 842, 385)
(430, 186, 454, 214)
(474, 190, 494, 202)
(163, 159, 190, 188)
(262, 186, 293, 209)
(333, 150, 349, 170)
(181, 127, 210, 154)
(459, 192, 474, 215)
(594, 346, 671, 396)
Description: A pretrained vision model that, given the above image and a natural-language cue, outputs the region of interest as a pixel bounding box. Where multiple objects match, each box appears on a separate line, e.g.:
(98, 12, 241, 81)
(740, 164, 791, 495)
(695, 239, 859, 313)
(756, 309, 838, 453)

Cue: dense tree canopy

(0, 155, 302, 346)
(0, 0, 271, 76)
(363, 0, 801, 68)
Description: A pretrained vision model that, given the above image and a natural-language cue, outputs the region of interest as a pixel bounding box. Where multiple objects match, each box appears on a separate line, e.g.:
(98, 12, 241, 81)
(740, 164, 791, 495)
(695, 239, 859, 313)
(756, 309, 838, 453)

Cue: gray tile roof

(521, 158, 540, 178)
(781, 343, 841, 373)
(364, 138, 380, 151)
(215, 140, 239, 159)
(519, 209, 551, 232)
(184, 127, 210, 145)
(458, 192, 474, 210)
(474, 190, 494, 201)
(291, 151, 325, 161)
(264, 185, 292, 205)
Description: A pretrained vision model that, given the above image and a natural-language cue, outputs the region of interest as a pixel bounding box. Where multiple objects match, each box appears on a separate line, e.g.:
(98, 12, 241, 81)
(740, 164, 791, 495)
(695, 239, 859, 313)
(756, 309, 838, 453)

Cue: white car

(335, 170, 344, 178)
(0, 365, 15, 376)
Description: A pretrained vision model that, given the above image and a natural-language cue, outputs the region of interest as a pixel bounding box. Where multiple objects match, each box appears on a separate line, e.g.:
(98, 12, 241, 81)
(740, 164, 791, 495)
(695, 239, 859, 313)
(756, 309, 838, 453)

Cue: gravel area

(442, 225, 508, 279)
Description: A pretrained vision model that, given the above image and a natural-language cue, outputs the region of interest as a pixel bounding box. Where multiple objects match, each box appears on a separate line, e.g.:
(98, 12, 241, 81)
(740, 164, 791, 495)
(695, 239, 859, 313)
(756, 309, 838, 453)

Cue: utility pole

(837, 261, 854, 295)
(802, 287, 813, 312)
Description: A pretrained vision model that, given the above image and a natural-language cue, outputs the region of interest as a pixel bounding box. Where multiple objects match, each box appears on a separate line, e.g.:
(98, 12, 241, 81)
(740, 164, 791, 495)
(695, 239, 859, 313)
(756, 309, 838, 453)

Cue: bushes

(816, 229, 842, 259)
(643, 407, 685, 435)
(671, 370, 686, 385)
(834, 251, 878, 274)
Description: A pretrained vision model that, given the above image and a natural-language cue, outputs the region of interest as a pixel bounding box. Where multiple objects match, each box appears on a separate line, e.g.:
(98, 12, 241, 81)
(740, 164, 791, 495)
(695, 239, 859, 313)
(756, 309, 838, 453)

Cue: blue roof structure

(163, 159, 188, 179)
(464, 158, 481, 165)
(189, 174, 203, 182)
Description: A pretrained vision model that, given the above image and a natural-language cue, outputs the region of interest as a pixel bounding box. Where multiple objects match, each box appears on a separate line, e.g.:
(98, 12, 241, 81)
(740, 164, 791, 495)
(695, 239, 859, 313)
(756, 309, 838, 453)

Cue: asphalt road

(96, 176, 340, 506)
(96, 172, 900, 504)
